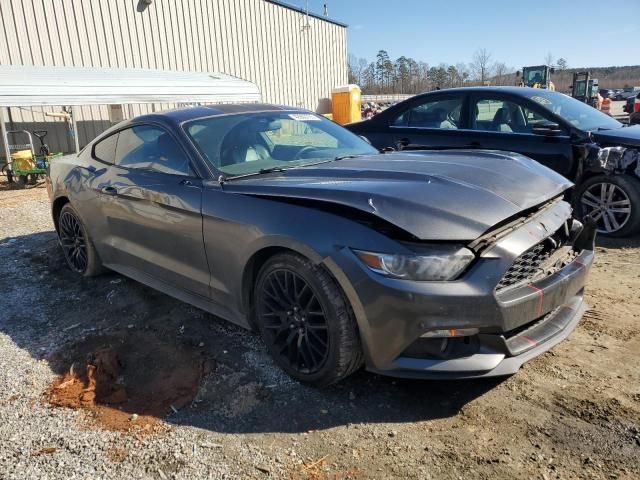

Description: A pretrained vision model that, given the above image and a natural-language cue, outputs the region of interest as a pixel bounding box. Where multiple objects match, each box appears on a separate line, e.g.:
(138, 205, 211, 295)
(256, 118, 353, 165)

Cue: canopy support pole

(0, 107, 11, 170)
(71, 107, 80, 153)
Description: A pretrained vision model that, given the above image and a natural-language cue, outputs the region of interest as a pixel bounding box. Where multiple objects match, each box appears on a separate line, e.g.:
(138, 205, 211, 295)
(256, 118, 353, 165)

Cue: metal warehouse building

(0, 0, 348, 155)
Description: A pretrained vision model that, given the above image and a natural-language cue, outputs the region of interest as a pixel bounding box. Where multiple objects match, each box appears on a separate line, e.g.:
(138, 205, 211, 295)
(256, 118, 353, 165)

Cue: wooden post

(0, 107, 11, 169)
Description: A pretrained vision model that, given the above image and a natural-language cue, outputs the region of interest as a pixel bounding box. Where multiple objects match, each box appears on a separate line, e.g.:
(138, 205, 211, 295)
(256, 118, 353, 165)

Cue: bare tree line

(348, 48, 521, 94)
(349, 49, 640, 94)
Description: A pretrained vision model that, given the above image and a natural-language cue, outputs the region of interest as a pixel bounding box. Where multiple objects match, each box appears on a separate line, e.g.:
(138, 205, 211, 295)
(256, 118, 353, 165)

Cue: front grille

(496, 230, 578, 292)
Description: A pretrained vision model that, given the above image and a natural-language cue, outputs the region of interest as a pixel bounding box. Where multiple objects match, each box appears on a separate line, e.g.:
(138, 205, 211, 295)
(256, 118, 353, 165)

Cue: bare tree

(471, 48, 492, 84)
(556, 57, 568, 70)
(544, 52, 554, 66)
(493, 62, 509, 85)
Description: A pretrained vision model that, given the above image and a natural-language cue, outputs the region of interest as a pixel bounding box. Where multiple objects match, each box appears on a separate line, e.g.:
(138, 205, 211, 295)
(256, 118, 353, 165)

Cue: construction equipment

(517, 65, 555, 90)
(2, 129, 62, 184)
(570, 71, 599, 107)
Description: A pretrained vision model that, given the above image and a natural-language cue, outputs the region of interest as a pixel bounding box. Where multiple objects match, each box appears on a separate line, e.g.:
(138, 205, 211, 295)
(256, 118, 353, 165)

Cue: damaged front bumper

(326, 200, 596, 379)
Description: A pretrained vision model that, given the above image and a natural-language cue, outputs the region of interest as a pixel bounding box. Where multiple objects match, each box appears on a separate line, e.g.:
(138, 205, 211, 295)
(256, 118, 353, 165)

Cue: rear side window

(93, 133, 118, 164)
(393, 97, 462, 129)
(115, 125, 192, 176)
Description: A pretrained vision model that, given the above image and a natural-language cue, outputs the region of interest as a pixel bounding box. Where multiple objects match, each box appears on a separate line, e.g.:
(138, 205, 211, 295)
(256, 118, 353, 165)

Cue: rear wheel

(576, 174, 640, 237)
(58, 203, 104, 276)
(254, 253, 363, 386)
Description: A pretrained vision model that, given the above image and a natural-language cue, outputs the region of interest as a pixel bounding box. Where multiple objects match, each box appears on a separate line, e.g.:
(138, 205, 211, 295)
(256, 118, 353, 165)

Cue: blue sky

(305, 0, 640, 69)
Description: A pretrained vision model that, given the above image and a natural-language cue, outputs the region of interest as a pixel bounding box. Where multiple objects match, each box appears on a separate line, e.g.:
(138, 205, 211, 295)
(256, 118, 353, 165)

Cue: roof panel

(0, 65, 262, 106)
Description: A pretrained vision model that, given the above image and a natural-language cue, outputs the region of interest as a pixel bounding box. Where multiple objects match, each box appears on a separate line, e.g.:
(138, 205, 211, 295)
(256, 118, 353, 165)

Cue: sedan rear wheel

(254, 253, 363, 386)
(58, 203, 104, 276)
(577, 175, 640, 237)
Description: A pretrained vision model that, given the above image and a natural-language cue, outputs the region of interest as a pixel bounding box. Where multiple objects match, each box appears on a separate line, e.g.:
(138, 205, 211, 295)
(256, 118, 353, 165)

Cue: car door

(99, 123, 210, 298)
(466, 93, 574, 178)
(386, 93, 471, 151)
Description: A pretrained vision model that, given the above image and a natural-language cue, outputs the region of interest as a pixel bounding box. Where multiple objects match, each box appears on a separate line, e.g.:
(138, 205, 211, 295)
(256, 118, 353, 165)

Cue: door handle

(101, 186, 118, 196)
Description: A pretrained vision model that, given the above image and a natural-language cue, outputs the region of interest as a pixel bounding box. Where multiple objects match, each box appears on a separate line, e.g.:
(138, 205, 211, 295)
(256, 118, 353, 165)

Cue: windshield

(184, 111, 378, 177)
(522, 67, 547, 87)
(525, 90, 623, 131)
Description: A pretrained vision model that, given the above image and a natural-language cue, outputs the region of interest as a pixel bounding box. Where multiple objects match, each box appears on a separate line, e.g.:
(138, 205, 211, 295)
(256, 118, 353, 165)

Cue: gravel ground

(0, 184, 639, 480)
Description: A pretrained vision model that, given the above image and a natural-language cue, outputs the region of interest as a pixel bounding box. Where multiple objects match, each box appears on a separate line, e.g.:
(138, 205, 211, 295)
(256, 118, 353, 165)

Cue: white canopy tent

(0, 65, 261, 163)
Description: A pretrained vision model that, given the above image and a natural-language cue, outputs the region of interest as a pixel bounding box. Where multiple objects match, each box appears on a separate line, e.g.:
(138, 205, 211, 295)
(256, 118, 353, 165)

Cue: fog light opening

(420, 328, 479, 339)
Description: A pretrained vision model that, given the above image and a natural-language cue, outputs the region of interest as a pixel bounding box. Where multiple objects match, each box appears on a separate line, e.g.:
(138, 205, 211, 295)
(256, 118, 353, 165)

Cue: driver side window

(115, 125, 192, 176)
(393, 97, 462, 129)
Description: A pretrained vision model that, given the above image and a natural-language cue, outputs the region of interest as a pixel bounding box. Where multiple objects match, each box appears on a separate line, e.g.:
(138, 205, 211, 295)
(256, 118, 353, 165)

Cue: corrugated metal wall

(0, 0, 347, 156)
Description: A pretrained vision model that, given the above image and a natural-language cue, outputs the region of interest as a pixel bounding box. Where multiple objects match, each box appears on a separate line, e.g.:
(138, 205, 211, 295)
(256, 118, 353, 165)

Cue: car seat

(491, 108, 513, 133)
(220, 124, 270, 167)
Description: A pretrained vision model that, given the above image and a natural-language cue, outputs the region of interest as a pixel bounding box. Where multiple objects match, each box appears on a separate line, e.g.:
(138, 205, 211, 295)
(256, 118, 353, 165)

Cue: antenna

(301, 0, 310, 31)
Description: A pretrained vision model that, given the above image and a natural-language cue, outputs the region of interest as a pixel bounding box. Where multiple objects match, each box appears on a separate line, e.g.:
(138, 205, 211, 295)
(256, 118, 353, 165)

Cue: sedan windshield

(185, 111, 378, 177)
(524, 89, 622, 132)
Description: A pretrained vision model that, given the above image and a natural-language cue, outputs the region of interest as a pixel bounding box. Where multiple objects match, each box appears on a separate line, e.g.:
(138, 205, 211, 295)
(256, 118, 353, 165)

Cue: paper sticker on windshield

(288, 113, 321, 121)
(531, 95, 552, 105)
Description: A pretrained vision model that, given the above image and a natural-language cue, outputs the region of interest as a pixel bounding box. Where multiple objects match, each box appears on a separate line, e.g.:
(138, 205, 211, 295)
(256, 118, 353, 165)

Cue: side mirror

(532, 122, 564, 136)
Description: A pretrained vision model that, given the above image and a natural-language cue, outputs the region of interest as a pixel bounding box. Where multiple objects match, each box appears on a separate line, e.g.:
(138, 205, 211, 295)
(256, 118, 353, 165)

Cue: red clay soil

(46, 331, 207, 433)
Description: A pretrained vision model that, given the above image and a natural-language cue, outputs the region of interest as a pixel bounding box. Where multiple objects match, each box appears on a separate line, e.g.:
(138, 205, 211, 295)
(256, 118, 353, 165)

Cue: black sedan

(346, 87, 640, 237)
(48, 104, 594, 385)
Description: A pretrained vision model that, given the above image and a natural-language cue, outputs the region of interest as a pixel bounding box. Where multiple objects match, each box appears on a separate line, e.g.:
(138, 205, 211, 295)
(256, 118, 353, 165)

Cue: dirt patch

(46, 329, 209, 433)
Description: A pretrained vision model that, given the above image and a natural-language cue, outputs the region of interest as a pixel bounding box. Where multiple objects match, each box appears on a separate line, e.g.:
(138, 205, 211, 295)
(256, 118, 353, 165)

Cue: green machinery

(570, 71, 599, 107)
(2, 129, 62, 185)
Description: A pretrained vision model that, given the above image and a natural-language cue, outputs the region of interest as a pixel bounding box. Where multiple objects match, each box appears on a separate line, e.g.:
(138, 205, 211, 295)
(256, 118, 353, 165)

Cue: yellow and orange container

(331, 85, 361, 125)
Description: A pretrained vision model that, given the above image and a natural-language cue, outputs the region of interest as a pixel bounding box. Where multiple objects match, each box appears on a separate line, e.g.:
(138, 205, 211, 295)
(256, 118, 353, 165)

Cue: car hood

(223, 150, 573, 241)
(591, 125, 640, 147)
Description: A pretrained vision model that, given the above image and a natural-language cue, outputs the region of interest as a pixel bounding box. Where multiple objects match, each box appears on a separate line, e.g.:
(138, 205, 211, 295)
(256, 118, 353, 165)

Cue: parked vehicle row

(47, 103, 596, 385)
(346, 87, 640, 237)
(615, 87, 640, 101)
(624, 90, 640, 125)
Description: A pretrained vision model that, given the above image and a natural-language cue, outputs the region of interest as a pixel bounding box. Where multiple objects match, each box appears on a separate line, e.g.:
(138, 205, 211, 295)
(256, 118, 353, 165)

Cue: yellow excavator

(516, 65, 555, 91)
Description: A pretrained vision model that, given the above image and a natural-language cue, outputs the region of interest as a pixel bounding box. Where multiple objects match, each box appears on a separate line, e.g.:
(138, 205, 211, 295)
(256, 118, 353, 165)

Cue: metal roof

(0, 65, 262, 107)
(265, 0, 348, 28)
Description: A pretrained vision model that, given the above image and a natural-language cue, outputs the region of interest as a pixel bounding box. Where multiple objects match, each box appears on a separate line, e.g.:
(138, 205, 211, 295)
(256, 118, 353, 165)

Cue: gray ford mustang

(47, 104, 595, 386)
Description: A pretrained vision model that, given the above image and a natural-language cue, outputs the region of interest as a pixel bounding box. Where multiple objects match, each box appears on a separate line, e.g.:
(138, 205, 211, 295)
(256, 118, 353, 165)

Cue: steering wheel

(295, 146, 320, 159)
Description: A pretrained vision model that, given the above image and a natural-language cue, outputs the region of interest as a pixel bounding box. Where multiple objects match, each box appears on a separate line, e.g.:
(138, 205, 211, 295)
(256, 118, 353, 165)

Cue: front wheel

(576, 174, 640, 237)
(58, 203, 104, 276)
(254, 253, 363, 386)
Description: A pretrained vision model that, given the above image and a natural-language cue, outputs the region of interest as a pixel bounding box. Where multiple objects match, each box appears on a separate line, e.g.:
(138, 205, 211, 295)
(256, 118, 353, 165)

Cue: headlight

(353, 246, 474, 281)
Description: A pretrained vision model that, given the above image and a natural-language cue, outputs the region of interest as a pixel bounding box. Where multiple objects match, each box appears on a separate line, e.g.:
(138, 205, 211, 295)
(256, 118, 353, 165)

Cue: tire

(254, 252, 363, 386)
(58, 203, 105, 276)
(576, 174, 640, 237)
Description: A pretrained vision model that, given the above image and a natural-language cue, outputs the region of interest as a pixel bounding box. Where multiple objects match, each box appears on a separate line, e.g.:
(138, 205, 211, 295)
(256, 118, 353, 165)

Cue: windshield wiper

(333, 154, 363, 161)
(258, 167, 287, 174)
(225, 154, 366, 181)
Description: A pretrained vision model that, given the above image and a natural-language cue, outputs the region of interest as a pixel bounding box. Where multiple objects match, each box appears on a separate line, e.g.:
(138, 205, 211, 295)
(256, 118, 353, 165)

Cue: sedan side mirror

(531, 122, 564, 136)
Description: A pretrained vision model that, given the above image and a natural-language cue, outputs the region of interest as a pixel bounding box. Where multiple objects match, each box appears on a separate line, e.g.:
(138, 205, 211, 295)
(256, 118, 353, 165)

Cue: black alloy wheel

(254, 253, 363, 386)
(59, 209, 89, 273)
(257, 268, 330, 374)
